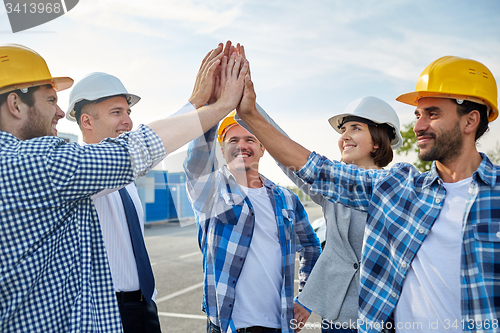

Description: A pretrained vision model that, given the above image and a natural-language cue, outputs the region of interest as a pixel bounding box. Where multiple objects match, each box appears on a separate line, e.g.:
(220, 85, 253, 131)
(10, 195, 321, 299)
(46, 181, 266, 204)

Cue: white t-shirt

(395, 177, 472, 333)
(232, 186, 282, 330)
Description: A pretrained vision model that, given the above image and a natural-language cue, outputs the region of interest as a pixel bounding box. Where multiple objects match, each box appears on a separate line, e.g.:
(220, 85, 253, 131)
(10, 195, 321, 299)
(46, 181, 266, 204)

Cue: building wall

(135, 170, 194, 224)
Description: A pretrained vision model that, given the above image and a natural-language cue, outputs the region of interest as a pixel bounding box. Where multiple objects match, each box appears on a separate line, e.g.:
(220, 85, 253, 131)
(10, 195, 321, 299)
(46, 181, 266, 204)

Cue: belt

(236, 327, 281, 333)
(116, 290, 145, 303)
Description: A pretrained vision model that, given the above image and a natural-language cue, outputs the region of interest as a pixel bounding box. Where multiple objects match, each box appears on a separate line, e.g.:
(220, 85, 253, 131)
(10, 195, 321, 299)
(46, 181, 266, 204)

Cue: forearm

(297, 152, 379, 211)
(184, 126, 218, 173)
(239, 108, 310, 171)
(280, 163, 325, 205)
(183, 125, 221, 219)
(54, 125, 164, 201)
(147, 101, 233, 155)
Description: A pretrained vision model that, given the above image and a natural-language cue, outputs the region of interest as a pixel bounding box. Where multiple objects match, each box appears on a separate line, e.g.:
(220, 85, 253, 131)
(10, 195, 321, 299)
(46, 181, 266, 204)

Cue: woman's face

(338, 121, 378, 168)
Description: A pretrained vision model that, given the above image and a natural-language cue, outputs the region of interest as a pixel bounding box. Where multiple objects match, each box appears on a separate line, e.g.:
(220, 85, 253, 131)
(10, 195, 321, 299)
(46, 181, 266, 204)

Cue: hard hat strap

(338, 115, 378, 129)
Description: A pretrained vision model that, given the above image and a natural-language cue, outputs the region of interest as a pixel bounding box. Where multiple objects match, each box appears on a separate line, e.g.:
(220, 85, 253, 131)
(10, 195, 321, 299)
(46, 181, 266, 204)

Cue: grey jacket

(285, 167, 365, 322)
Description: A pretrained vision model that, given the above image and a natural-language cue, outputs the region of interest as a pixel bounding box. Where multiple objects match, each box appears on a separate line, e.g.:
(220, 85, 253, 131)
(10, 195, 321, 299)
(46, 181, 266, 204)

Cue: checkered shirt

(0, 125, 165, 332)
(184, 126, 321, 333)
(296, 151, 500, 333)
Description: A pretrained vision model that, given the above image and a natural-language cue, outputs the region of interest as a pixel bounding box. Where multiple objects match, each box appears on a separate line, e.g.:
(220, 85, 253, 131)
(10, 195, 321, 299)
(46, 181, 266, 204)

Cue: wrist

(238, 106, 260, 124)
(188, 98, 199, 110)
(189, 96, 210, 110)
(294, 297, 312, 314)
(213, 99, 235, 115)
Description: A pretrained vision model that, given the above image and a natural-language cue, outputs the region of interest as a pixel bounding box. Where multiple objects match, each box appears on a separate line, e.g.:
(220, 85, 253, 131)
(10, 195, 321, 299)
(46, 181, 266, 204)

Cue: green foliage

(397, 122, 500, 169)
(286, 186, 310, 202)
(396, 121, 432, 172)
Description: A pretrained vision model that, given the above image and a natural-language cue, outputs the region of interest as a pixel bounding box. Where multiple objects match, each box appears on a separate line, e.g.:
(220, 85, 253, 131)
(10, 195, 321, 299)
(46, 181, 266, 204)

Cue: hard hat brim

(395, 91, 419, 107)
(66, 93, 140, 122)
(328, 113, 403, 150)
(396, 91, 499, 122)
(0, 76, 73, 95)
(217, 111, 238, 145)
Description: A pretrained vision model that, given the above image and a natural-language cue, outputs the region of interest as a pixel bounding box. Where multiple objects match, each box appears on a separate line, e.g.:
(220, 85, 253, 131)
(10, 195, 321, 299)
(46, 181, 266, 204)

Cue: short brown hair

(454, 100, 489, 141)
(74, 94, 127, 125)
(368, 123, 394, 168)
(0, 84, 50, 109)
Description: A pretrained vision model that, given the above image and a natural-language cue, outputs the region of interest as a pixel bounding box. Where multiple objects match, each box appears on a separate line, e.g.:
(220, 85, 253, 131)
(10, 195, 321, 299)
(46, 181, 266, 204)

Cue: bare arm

(188, 44, 223, 109)
(148, 51, 249, 155)
(236, 76, 310, 171)
(236, 103, 325, 205)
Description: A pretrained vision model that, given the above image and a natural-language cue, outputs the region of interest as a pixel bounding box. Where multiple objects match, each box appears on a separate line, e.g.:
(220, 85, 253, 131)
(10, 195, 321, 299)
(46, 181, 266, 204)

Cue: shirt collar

(423, 152, 497, 188)
(221, 165, 274, 190)
(422, 162, 441, 189)
(474, 152, 497, 187)
(0, 130, 19, 143)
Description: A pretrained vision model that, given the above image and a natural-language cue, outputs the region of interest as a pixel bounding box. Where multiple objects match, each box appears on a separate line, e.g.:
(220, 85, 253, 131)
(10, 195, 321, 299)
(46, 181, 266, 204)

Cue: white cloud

(65, 0, 243, 36)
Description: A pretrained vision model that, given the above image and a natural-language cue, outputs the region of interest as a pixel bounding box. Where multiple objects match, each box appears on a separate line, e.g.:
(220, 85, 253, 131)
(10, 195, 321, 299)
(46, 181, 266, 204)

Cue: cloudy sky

(2, 0, 499, 186)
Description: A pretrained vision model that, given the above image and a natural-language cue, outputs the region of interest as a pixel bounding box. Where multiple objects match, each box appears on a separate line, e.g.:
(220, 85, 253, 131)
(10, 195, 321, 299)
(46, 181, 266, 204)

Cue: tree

(397, 122, 500, 170)
(396, 121, 432, 172)
(487, 142, 500, 164)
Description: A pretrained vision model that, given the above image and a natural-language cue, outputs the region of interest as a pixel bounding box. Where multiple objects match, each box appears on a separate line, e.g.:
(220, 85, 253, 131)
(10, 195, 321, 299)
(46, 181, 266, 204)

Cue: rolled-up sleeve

(295, 151, 380, 212)
(48, 124, 165, 201)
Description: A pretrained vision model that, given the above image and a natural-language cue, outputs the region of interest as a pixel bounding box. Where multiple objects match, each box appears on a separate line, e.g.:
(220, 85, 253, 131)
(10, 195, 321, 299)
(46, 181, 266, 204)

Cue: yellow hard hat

(0, 44, 73, 95)
(396, 56, 498, 122)
(217, 110, 238, 145)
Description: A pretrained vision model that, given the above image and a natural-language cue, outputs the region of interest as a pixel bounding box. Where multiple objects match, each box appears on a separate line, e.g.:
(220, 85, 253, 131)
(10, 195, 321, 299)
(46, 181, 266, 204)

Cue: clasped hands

(189, 40, 257, 119)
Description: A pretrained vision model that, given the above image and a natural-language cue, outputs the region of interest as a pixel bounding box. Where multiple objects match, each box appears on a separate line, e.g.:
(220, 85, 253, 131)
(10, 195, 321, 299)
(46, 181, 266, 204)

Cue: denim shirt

(184, 126, 321, 333)
(296, 152, 500, 333)
(0, 125, 165, 332)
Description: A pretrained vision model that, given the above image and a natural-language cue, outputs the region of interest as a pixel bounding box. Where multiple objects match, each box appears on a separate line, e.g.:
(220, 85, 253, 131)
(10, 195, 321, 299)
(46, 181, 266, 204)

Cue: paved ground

(144, 201, 324, 333)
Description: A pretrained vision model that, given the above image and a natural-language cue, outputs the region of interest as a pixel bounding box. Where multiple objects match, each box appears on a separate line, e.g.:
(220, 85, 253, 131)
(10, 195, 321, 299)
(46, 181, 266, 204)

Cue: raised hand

(189, 44, 224, 109)
(235, 43, 251, 78)
(236, 62, 257, 118)
(208, 41, 237, 105)
(223, 40, 236, 60)
(214, 52, 249, 112)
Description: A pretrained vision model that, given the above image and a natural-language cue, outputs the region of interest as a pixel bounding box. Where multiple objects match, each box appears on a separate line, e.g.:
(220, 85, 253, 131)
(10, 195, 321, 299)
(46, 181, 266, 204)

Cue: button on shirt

(395, 177, 472, 332)
(296, 152, 500, 333)
(184, 125, 321, 333)
(0, 125, 165, 332)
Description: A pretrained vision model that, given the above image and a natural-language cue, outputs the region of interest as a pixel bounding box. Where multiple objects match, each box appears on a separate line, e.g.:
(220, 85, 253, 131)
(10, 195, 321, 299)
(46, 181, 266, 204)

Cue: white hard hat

(66, 72, 140, 122)
(328, 96, 403, 149)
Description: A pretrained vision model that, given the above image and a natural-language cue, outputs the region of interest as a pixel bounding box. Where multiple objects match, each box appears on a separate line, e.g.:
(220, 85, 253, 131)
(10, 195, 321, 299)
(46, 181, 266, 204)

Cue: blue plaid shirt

(184, 126, 321, 333)
(0, 125, 165, 333)
(296, 152, 500, 333)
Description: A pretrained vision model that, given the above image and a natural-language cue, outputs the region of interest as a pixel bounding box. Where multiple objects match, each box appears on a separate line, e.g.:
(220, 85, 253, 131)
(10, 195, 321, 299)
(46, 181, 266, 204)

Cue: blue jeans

(321, 319, 357, 333)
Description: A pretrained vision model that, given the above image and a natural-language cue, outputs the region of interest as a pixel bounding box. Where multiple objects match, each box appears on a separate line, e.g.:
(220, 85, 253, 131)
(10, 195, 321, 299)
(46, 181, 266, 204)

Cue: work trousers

(116, 291, 162, 333)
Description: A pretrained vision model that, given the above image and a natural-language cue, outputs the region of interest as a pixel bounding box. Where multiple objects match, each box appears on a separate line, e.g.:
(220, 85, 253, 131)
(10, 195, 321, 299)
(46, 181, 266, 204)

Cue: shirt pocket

(213, 190, 246, 225)
(473, 222, 500, 279)
(282, 208, 294, 241)
(474, 222, 500, 242)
